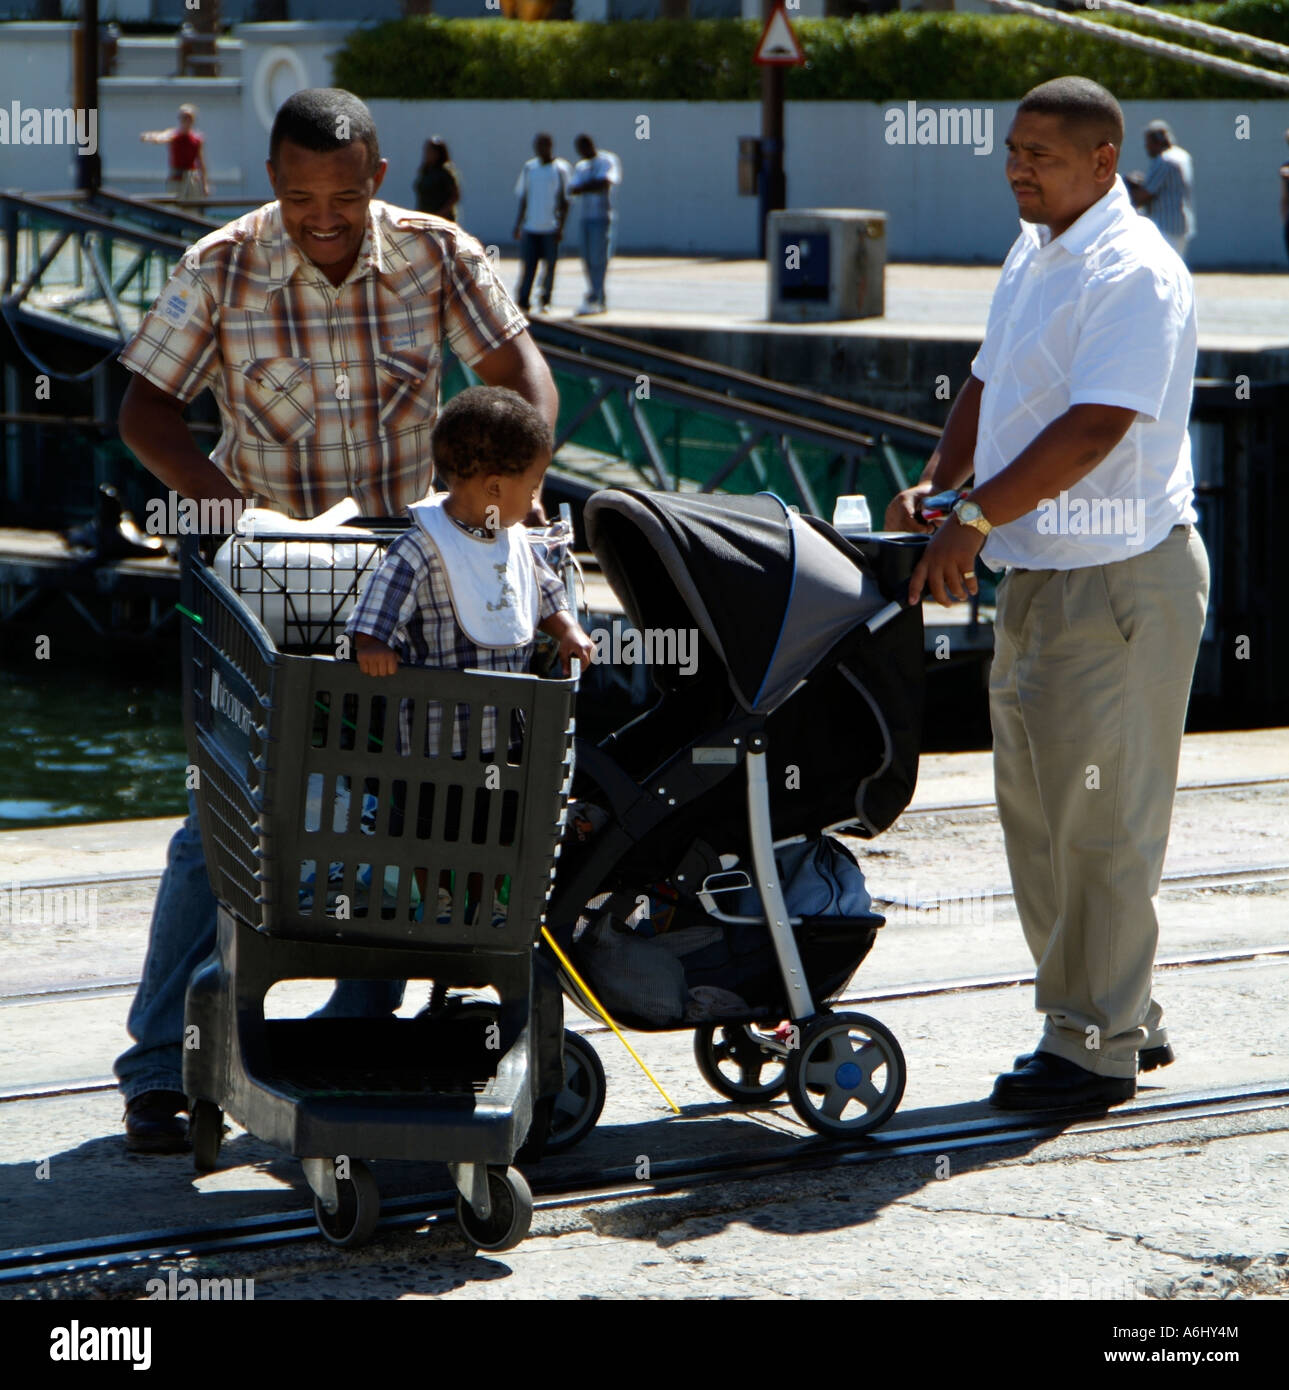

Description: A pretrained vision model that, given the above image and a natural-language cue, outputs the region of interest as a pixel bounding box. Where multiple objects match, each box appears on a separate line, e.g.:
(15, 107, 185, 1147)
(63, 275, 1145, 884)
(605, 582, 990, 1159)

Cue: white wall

(364, 97, 1289, 268)
(3, 20, 1286, 267)
(0, 24, 81, 192)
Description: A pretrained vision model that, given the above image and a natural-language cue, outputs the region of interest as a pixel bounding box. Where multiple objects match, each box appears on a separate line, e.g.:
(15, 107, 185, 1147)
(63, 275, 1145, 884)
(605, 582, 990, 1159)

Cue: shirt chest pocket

(235, 357, 315, 446)
(377, 347, 437, 432)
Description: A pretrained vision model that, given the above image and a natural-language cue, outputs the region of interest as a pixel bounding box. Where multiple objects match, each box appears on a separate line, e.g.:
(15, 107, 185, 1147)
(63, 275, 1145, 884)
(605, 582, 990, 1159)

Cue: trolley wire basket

(180, 526, 578, 955)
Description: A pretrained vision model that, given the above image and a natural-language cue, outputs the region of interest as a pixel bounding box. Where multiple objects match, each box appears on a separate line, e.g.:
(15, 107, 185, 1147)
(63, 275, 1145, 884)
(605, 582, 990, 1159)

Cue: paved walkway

(507, 255, 1289, 351)
(2, 729, 1287, 1302)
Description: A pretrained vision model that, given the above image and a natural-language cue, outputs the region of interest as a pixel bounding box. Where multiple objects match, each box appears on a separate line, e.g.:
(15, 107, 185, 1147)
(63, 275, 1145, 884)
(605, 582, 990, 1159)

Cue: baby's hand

(355, 633, 399, 677)
(558, 625, 596, 675)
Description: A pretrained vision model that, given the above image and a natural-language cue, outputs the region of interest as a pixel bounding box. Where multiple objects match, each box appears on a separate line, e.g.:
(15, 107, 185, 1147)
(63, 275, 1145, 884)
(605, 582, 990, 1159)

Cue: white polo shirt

(970, 175, 1198, 571)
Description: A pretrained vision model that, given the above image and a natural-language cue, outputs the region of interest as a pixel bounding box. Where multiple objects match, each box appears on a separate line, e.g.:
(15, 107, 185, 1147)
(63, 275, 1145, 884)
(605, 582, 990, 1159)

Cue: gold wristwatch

(952, 497, 993, 536)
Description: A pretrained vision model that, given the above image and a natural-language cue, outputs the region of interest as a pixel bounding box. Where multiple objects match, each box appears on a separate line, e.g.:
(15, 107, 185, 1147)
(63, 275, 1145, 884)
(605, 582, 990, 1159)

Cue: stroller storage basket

(181, 535, 577, 953)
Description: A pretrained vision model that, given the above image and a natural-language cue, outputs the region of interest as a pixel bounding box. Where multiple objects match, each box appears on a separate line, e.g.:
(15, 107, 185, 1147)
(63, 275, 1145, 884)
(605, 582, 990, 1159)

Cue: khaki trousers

(989, 525, 1210, 1078)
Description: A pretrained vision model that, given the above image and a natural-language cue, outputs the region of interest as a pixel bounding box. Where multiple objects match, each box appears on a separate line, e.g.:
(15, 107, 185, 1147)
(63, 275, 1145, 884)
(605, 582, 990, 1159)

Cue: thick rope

(980, 0, 1289, 92)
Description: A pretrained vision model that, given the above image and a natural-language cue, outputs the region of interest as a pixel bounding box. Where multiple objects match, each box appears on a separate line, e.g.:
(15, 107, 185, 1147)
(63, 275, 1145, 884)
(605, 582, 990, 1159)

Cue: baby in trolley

(344, 384, 595, 926)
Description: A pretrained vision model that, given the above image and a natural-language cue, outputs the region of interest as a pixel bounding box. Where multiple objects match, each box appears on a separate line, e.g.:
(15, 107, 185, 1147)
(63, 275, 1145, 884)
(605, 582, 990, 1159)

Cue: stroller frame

(540, 487, 925, 1141)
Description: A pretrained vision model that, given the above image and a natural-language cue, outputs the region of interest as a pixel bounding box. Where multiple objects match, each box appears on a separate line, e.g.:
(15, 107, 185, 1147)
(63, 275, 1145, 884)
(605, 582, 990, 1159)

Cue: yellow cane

(541, 926, 680, 1116)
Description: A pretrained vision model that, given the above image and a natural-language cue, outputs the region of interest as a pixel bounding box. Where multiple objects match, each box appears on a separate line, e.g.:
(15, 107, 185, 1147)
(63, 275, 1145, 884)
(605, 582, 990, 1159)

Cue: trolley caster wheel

(544, 1030, 607, 1155)
(456, 1166, 533, 1253)
(694, 1022, 790, 1103)
(189, 1099, 223, 1174)
(313, 1160, 381, 1249)
(786, 1012, 906, 1138)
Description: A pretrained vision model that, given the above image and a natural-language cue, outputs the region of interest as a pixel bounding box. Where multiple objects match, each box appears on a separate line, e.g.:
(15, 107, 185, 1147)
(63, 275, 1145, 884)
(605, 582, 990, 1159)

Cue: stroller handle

(865, 600, 905, 634)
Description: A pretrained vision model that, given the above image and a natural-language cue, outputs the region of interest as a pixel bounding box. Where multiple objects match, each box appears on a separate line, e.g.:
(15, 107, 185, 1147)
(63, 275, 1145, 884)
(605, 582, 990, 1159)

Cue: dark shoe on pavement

(1013, 1042, 1174, 1072)
(124, 1089, 191, 1154)
(990, 1052, 1135, 1111)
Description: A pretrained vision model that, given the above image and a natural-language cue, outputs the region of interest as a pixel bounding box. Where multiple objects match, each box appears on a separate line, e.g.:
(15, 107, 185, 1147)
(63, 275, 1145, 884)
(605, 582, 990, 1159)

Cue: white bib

(407, 494, 538, 650)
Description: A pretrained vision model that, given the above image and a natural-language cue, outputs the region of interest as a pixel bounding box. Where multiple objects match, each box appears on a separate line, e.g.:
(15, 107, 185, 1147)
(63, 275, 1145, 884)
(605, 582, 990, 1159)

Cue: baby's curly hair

(431, 386, 552, 481)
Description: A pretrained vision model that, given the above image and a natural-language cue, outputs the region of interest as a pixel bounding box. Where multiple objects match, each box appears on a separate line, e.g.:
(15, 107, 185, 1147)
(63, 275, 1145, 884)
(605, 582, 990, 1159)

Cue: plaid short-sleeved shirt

(118, 200, 527, 519)
(345, 526, 568, 756)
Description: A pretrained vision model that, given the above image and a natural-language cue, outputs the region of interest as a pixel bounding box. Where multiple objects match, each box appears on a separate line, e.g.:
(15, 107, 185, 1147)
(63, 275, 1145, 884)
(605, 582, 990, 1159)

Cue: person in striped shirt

(113, 88, 560, 1154)
(1129, 120, 1195, 263)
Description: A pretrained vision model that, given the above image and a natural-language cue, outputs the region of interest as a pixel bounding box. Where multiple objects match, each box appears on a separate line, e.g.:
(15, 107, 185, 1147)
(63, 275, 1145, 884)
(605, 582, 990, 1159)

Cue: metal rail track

(4, 1079, 1286, 1287)
(4, 856, 1285, 1015)
(5, 938, 1289, 1104)
(900, 773, 1289, 817)
(9, 775, 1285, 900)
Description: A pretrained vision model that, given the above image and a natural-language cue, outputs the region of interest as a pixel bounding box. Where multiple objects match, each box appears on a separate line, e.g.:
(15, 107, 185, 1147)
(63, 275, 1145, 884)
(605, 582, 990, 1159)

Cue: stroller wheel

(545, 1030, 607, 1155)
(786, 1012, 906, 1138)
(693, 1023, 790, 1103)
(189, 1099, 223, 1174)
(313, 1160, 381, 1249)
(456, 1166, 533, 1253)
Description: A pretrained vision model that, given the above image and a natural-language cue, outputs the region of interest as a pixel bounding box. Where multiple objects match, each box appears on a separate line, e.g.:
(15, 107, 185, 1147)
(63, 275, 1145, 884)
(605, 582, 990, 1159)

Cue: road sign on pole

(754, 5, 805, 67)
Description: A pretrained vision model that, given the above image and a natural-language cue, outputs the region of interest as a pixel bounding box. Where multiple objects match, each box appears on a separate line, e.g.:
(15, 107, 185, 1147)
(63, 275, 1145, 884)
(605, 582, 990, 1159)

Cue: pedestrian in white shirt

(1128, 120, 1196, 262)
(888, 77, 1209, 1112)
(568, 133, 622, 315)
(513, 133, 571, 314)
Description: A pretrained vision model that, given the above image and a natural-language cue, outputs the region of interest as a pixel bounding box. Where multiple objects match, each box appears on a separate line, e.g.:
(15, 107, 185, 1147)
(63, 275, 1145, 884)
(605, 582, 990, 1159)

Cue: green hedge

(333, 1, 1289, 102)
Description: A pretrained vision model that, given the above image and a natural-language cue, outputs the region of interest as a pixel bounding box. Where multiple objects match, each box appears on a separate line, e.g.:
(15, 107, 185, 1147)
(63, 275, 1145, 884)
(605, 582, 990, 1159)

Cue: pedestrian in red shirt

(140, 104, 210, 210)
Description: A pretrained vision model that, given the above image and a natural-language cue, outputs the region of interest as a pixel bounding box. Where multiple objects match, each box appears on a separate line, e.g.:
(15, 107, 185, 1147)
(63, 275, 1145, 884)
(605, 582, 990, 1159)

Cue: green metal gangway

(1, 189, 938, 529)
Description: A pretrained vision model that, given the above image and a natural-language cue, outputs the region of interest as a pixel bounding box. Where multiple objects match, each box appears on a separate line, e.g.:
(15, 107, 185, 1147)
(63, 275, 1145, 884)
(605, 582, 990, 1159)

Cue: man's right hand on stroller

(883, 482, 937, 533)
(355, 632, 399, 677)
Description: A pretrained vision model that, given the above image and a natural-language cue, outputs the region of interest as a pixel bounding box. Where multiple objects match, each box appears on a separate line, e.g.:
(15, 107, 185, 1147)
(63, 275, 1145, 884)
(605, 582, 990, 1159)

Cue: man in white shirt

(568, 133, 622, 315)
(513, 133, 571, 314)
(1129, 120, 1196, 262)
(888, 77, 1209, 1111)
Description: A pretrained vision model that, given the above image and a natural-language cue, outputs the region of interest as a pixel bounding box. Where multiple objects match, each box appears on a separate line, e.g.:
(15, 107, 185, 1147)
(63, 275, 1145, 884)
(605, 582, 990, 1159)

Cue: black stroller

(541, 488, 926, 1140)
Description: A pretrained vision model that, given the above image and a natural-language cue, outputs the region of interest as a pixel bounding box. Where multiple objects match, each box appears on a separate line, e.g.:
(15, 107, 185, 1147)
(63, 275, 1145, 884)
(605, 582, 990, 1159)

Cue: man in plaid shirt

(114, 89, 560, 1153)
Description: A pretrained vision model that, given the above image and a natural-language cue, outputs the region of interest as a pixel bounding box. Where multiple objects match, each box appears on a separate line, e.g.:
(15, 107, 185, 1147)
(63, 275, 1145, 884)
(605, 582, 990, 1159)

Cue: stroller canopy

(584, 489, 888, 715)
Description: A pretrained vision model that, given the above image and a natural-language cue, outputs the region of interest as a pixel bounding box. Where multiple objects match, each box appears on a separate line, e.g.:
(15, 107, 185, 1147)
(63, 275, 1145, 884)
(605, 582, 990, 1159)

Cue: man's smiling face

(267, 140, 387, 285)
(1005, 110, 1117, 239)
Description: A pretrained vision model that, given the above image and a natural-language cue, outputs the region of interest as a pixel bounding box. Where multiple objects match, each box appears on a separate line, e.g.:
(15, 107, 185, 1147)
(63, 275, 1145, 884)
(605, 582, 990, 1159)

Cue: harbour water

(0, 656, 187, 829)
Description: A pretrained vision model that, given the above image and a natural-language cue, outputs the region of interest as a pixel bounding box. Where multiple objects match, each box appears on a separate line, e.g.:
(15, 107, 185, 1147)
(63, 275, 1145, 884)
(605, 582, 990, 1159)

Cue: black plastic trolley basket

(179, 525, 576, 1252)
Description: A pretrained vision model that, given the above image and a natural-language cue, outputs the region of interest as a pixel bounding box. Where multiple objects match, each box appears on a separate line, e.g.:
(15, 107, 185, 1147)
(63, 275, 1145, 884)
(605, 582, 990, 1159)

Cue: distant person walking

(140, 104, 209, 210)
(1279, 128, 1289, 264)
(568, 133, 621, 316)
(1129, 120, 1194, 262)
(414, 137, 460, 221)
(513, 133, 571, 315)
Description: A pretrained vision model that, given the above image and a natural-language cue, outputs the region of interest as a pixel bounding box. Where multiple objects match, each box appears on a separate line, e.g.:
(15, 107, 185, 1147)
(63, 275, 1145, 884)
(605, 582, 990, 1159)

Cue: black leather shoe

(1013, 1043, 1174, 1073)
(124, 1090, 191, 1154)
(991, 1052, 1135, 1111)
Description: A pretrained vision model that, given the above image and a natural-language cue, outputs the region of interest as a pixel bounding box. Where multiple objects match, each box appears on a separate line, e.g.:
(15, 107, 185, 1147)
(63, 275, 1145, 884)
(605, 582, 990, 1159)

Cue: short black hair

(1017, 77, 1124, 154)
(269, 88, 380, 174)
(431, 387, 552, 481)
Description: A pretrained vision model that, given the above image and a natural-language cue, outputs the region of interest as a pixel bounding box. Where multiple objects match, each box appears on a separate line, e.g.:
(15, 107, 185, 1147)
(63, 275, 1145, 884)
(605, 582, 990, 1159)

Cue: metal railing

(1, 190, 936, 521)
(1, 191, 189, 372)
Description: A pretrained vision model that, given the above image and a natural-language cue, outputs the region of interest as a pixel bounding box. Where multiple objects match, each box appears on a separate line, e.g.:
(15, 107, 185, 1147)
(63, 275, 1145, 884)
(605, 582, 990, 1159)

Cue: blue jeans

(113, 791, 403, 1103)
(516, 230, 560, 309)
(580, 215, 614, 305)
